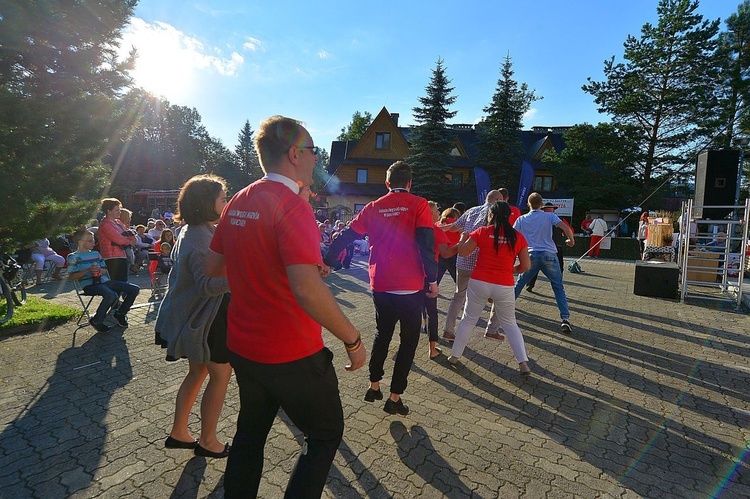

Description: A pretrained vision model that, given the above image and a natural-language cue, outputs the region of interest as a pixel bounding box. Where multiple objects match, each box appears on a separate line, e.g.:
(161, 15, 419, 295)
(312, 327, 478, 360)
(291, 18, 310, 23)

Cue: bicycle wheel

(9, 273, 26, 306)
(0, 278, 14, 325)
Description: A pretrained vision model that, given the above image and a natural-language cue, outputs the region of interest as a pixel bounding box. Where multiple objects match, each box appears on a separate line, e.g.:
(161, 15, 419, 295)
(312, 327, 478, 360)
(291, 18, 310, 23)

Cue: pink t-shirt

(210, 179, 324, 364)
(469, 226, 528, 286)
(349, 191, 433, 292)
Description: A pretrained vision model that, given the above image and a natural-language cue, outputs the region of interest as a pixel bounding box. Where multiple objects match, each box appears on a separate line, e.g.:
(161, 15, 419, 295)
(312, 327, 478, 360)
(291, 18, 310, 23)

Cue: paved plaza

(0, 257, 748, 498)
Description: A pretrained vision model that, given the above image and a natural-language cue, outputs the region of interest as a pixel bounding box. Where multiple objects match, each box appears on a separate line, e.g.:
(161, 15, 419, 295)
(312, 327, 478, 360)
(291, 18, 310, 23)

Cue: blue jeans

(515, 251, 570, 320)
(83, 280, 140, 324)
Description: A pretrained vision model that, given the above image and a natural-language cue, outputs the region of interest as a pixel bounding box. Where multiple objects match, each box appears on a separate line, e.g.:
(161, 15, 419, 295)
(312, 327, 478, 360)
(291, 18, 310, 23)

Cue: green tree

(544, 123, 642, 219)
(715, 1, 750, 149)
(0, 0, 137, 250)
(582, 0, 721, 198)
(407, 58, 458, 202)
(476, 54, 540, 189)
(311, 148, 330, 198)
(109, 90, 216, 197)
(338, 111, 372, 141)
(234, 120, 263, 183)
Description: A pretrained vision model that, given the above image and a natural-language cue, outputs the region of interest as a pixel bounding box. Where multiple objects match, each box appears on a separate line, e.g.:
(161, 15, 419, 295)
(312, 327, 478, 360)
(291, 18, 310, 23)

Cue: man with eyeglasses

(206, 115, 365, 498)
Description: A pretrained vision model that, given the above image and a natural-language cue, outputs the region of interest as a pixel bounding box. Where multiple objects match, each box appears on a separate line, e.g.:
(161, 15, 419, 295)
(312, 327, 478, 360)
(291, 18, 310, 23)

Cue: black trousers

(224, 348, 343, 499)
(370, 291, 423, 394)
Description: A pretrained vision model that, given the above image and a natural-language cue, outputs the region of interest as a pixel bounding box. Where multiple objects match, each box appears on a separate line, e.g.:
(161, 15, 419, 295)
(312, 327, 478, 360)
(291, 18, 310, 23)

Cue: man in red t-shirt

(325, 161, 438, 416)
(206, 116, 365, 498)
(498, 187, 521, 225)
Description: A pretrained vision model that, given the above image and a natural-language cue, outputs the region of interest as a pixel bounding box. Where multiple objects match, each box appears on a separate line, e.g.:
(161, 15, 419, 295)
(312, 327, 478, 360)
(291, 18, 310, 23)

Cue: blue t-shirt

(513, 210, 562, 254)
(67, 250, 110, 287)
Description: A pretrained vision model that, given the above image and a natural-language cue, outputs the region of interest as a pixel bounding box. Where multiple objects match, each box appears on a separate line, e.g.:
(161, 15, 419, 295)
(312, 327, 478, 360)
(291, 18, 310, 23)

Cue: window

(375, 132, 391, 150)
(452, 173, 464, 186)
(356, 169, 368, 184)
(533, 176, 553, 191)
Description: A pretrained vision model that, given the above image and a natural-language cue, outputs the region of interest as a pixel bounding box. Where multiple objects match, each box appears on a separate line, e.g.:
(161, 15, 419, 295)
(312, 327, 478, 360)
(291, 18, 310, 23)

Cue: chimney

(390, 113, 399, 126)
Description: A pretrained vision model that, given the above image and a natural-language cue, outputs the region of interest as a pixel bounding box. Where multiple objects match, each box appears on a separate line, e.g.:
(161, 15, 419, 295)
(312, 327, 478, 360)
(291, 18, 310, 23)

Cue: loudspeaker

(633, 261, 679, 299)
(694, 150, 739, 220)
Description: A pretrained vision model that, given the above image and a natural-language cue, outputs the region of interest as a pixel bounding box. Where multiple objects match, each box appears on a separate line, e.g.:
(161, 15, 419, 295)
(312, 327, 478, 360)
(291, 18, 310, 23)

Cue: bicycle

(1, 253, 27, 325)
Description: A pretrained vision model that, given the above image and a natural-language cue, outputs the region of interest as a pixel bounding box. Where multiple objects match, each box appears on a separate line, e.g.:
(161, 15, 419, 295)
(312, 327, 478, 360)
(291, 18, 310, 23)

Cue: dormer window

(375, 132, 391, 150)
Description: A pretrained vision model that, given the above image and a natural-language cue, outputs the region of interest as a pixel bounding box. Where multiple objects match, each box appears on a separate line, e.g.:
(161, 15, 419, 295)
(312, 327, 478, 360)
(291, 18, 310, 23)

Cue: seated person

(156, 242, 173, 275)
(67, 229, 140, 332)
(30, 238, 65, 284)
(156, 241, 173, 274)
(148, 219, 166, 240)
(132, 224, 153, 272)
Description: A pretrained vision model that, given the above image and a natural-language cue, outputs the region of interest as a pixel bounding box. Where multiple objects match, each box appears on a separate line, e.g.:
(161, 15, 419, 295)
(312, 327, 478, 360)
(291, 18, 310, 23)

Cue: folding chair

(72, 278, 96, 329)
(148, 260, 168, 301)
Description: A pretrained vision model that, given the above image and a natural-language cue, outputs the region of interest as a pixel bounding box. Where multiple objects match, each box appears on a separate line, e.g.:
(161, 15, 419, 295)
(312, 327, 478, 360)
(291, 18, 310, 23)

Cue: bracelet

(344, 333, 362, 352)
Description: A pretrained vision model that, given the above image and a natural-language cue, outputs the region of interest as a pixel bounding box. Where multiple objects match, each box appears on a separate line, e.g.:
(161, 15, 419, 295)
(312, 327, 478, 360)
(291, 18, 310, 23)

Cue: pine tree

(475, 54, 540, 189)
(235, 120, 263, 183)
(582, 0, 721, 198)
(715, 1, 750, 148)
(407, 58, 458, 202)
(0, 0, 137, 250)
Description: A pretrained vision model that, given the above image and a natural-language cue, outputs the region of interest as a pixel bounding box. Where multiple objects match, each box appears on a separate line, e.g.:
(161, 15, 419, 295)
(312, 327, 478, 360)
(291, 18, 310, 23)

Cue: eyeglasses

(300, 146, 320, 155)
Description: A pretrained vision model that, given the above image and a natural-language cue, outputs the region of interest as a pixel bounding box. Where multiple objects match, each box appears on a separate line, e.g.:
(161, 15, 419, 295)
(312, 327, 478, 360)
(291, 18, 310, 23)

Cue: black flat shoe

(165, 436, 198, 449)
(194, 442, 230, 458)
(383, 398, 409, 416)
(364, 388, 383, 402)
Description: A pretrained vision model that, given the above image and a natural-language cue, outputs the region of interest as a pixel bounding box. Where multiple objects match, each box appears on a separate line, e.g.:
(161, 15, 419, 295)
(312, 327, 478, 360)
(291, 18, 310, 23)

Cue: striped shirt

(67, 250, 110, 288)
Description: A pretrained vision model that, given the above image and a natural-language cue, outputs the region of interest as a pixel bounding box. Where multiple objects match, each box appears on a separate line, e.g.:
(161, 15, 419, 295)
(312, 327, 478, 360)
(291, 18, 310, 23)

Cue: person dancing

(448, 201, 532, 376)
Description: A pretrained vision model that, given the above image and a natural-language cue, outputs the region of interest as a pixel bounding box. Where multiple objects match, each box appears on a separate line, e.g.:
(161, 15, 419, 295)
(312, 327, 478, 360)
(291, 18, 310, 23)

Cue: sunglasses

(300, 146, 320, 155)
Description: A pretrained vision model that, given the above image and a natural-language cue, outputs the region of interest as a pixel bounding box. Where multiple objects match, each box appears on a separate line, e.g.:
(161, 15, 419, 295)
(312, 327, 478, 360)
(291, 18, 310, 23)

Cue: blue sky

(119, 0, 735, 154)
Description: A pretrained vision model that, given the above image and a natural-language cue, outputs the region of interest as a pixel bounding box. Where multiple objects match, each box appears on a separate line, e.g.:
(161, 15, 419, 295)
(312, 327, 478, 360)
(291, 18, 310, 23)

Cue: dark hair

(175, 174, 227, 225)
(158, 228, 174, 245)
(72, 229, 93, 244)
(101, 198, 121, 214)
(489, 201, 517, 254)
(386, 161, 412, 188)
(255, 115, 307, 172)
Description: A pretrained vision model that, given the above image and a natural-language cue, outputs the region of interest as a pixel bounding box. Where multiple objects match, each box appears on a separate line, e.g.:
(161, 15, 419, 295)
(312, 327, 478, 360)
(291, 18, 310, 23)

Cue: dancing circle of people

(61, 115, 581, 497)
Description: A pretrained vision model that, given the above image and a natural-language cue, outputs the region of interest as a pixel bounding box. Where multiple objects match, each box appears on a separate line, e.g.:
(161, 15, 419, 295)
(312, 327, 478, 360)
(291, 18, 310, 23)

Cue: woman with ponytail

(448, 201, 532, 376)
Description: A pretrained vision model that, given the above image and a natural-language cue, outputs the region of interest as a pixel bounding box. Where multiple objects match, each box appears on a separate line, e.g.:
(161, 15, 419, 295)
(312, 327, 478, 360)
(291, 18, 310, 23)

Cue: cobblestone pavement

(0, 257, 748, 498)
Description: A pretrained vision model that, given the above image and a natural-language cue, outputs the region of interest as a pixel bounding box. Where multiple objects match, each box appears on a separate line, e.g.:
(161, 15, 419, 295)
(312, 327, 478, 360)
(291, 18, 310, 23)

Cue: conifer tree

(715, 0, 750, 148)
(235, 120, 263, 182)
(582, 0, 721, 198)
(407, 58, 458, 202)
(475, 54, 540, 189)
(0, 0, 137, 250)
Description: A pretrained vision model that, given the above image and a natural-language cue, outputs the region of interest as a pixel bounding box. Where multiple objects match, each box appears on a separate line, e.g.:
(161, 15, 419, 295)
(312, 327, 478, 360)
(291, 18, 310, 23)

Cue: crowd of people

(34, 115, 592, 497)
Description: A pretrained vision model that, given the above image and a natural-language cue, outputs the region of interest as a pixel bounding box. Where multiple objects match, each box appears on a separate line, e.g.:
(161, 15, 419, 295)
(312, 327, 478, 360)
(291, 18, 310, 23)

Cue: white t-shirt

(591, 218, 608, 237)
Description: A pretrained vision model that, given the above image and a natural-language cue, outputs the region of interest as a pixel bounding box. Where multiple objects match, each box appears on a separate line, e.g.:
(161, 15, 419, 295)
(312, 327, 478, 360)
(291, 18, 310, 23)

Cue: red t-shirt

(469, 226, 528, 286)
(432, 223, 450, 261)
(349, 191, 433, 292)
(442, 216, 461, 246)
(509, 206, 521, 226)
(210, 179, 324, 364)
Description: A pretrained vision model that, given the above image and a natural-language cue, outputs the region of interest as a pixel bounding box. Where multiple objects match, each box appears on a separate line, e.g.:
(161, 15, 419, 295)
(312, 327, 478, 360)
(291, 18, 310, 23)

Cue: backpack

(568, 261, 583, 274)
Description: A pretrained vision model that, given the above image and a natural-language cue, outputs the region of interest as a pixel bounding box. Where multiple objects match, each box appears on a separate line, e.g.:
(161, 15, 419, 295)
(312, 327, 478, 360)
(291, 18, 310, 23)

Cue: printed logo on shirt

(378, 207, 409, 218)
(227, 209, 260, 227)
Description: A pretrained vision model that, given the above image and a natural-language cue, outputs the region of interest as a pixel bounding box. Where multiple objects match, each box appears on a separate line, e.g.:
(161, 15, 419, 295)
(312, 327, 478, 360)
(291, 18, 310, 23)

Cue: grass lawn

(0, 296, 79, 333)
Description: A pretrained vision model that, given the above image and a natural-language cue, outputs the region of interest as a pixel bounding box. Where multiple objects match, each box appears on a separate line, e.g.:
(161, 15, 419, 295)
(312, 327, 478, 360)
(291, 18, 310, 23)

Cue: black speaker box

(633, 261, 679, 299)
(694, 150, 739, 220)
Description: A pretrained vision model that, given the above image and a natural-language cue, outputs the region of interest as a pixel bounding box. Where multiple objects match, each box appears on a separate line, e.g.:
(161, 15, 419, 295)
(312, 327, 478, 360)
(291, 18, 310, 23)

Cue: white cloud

(118, 18, 244, 98)
(317, 50, 332, 60)
(243, 37, 264, 52)
(522, 107, 538, 125)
